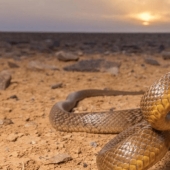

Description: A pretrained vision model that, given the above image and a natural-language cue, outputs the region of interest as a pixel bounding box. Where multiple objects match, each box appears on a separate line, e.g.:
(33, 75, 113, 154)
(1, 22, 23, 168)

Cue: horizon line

(0, 31, 170, 34)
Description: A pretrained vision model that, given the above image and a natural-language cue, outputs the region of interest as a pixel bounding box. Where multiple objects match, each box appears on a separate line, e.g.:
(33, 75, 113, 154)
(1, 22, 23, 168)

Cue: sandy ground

(0, 52, 170, 170)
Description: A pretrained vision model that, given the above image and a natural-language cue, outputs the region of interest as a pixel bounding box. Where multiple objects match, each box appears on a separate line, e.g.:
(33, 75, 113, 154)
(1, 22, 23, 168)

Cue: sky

(0, 0, 170, 32)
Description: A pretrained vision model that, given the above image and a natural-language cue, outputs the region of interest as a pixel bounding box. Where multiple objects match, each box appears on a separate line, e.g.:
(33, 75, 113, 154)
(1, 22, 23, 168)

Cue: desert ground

(0, 33, 170, 170)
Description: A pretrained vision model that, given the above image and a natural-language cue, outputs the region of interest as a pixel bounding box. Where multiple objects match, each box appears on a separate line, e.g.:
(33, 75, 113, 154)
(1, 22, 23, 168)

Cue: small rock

(74, 147, 81, 154)
(64, 59, 120, 72)
(51, 83, 63, 89)
(159, 44, 165, 52)
(30, 41, 52, 52)
(10, 151, 19, 157)
(144, 58, 160, 66)
(45, 153, 72, 164)
(4, 107, 12, 112)
(162, 64, 170, 68)
(90, 141, 98, 148)
(7, 133, 18, 142)
(106, 66, 119, 76)
(27, 61, 59, 71)
(78, 106, 87, 111)
(30, 140, 36, 145)
(24, 159, 39, 169)
(104, 51, 111, 55)
(0, 120, 3, 125)
(162, 51, 170, 60)
(141, 63, 145, 67)
(51, 40, 60, 49)
(56, 51, 79, 61)
(23, 115, 30, 121)
(25, 121, 37, 128)
(8, 95, 19, 100)
(0, 70, 12, 90)
(62, 134, 72, 141)
(77, 51, 83, 56)
(8, 61, 19, 68)
(83, 162, 88, 168)
(0, 119, 13, 125)
(56, 143, 65, 149)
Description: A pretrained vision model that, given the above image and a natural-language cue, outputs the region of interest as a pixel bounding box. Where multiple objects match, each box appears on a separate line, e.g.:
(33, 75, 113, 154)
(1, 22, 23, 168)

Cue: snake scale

(49, 73, 170, 170)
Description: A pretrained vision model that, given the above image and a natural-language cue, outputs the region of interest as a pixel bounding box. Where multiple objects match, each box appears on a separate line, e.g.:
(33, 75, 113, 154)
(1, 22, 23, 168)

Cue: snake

(49, 73, 170, 170)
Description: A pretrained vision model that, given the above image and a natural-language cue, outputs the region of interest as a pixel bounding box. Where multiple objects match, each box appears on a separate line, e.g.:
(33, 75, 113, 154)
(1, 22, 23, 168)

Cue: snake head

(140, 73, 170, 131)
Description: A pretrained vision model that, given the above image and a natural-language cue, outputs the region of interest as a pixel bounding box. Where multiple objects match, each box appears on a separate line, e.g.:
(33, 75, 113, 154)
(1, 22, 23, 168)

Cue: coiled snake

(49, 73, 170, 170)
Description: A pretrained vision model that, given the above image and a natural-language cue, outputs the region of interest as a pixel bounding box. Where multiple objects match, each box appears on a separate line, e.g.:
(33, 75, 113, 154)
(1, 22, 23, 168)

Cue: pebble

(62, 134, 72, 140)
(8, 61, 19, 68)
(106, 66, 119, 75)
(23, 115, 30, 121)
(77, 51, 83, 56)
(27, 61, 59, 71)
(30, 140, 36, 145)
(51, 83, 63, 89)
(74, 147, 81, 154)
(0, 70, 12, 90)
(144, 58, 160, 66)
(90, 141, 98, 148)
(8, 95, 19, 100)
(56, 51, 79, 61)
(64, 59, 120, 72)
(0, 119, 3, 125)
(83, 162, 88, 168)
(24, 121, 38, 128)
(78, 106, 87, 111)
(0, 119, 13, 125)
(162, 51, 170, 60)
(7, 133, 18, 142)
(10, 151, 19, 157)
(45, 153, 72, 164)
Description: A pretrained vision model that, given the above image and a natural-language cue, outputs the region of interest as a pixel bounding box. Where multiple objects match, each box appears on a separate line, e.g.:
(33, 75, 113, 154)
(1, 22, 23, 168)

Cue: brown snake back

(49, 73, 170, 170)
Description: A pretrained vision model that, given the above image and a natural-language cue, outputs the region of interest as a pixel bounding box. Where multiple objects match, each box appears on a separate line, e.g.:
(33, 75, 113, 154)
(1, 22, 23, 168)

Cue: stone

(64, 59, 121, 72)
(27, 61, 59, 71)
(78, 106, 87, 111)
(0, 119, 13, 125)
(83, 162, 88, 168)
(52, 40, 60, 48)
(77, 51, 83, 56)
(7, 133, 18, 142)
(74, 147, 81, 154)
(0, 120, 3, 125)
(90, 141, 98, 148)
(56, 51, 79, 61)
(45, 153, 72, 164)
(121, 45, 141, 53)
(25, 121, 38, 128)
(105, 66, 119, 76)
(8, 95, 19, 100)
(30, 41, 52, 52)
(144, 58, 160, 66)
(0, 70, 12, 90)
(51, 83, 63, 89)
(8, 61, 19, 68)
(104, 51, 111, 55)
(159, 44, 165, 52)
(162, 51, 170, 60)
(62, 134, 72, 140)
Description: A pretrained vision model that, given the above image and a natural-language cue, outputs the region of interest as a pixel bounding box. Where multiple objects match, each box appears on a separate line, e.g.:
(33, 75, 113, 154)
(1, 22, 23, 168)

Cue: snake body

(49, 73, 170, 170)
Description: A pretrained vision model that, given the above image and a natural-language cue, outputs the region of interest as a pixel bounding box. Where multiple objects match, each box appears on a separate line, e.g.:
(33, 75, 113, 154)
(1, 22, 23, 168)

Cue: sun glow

(137, 12, 159, 26)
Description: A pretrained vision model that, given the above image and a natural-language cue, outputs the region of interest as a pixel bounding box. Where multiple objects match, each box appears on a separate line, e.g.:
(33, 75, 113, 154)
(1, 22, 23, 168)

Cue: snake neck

(140, 73, 170, 131)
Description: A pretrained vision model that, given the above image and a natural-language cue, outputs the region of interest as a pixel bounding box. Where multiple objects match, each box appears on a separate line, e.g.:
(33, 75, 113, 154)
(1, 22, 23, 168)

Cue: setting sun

(138, 13, 153, 21)
(137, 12, 159, 26)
